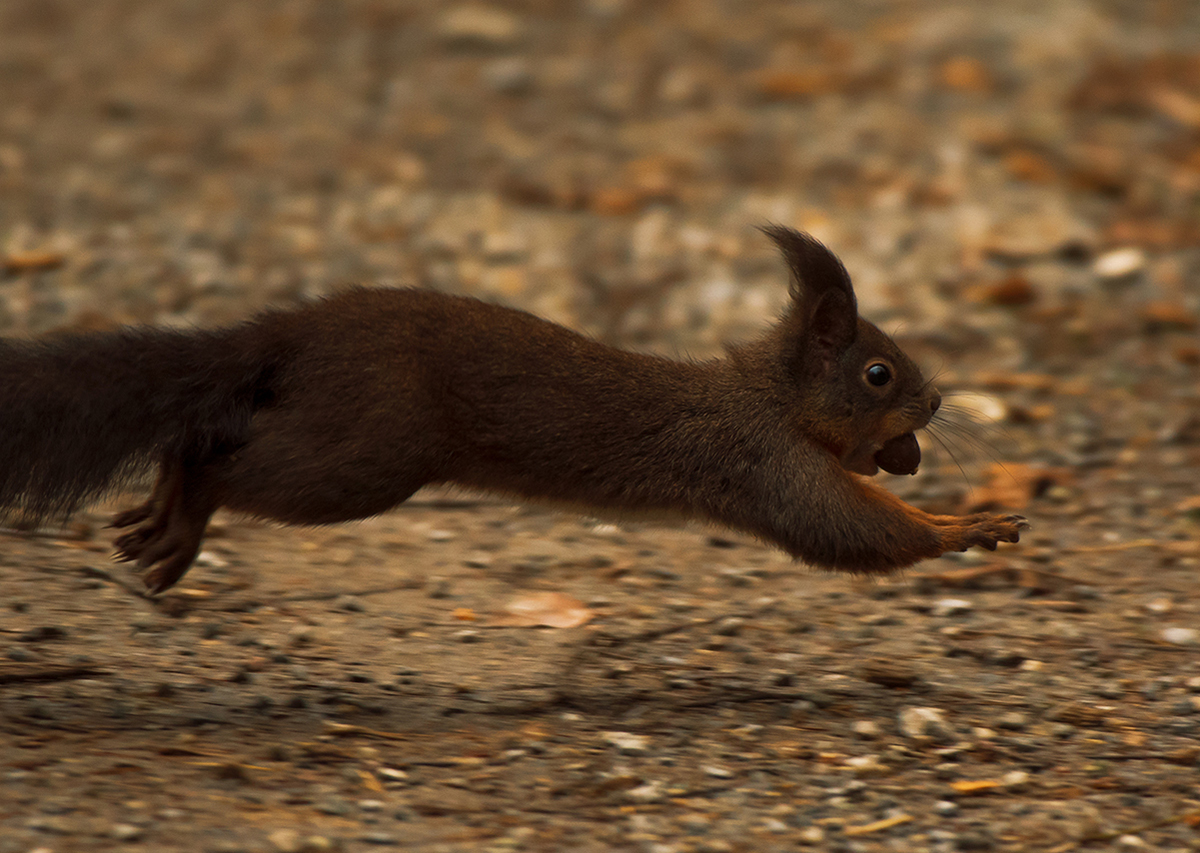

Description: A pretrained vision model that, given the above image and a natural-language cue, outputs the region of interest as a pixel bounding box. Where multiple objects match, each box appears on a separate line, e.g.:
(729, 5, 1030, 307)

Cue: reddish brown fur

(0, 228, 1023, 592)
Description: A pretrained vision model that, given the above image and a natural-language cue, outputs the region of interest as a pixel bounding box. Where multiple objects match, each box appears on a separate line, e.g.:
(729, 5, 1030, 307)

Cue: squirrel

(0, 226, 1024, 593)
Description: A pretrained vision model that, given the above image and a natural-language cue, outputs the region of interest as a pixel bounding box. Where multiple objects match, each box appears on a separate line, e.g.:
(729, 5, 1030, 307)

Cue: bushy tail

(0, 323, 279, 522)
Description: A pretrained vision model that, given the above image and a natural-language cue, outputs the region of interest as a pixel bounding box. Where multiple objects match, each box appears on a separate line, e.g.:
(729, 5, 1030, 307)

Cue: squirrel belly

(0, 228, 1024, 593)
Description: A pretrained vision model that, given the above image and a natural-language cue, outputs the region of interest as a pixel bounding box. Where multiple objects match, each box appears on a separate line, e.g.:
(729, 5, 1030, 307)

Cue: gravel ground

(2, 1, 1200, 852)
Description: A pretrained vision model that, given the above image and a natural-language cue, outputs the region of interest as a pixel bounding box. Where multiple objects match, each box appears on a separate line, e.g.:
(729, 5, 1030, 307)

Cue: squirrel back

(0, 226, 1023, 591)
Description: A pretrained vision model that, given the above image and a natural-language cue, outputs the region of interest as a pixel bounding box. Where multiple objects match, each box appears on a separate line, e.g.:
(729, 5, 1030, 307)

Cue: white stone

(898, 706, 955, 743)
(947, 392, 1008, 424)
(439, 5, 522, 46)
(603, 731, 651, 755)
(1162, 627, 1198, 645)
(1093, 247, 1146, 279)
(626, 781, 665, 803)
(934, 598, 974, 617)
(1002, 769, 1030, 789)
(797, 826, 825, 845)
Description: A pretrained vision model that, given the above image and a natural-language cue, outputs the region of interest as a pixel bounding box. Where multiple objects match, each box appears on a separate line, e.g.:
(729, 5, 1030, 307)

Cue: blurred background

(1, 0, 1196, 373)
(4, 8, 1200, 847)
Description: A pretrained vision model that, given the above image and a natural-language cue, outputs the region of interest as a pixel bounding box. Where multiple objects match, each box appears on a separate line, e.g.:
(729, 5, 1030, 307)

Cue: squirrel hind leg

(111, 458, 218, 594)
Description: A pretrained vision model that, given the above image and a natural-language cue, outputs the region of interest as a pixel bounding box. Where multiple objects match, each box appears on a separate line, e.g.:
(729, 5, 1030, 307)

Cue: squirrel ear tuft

(760, 224, 858, 358)
(758, 225, 857, 309)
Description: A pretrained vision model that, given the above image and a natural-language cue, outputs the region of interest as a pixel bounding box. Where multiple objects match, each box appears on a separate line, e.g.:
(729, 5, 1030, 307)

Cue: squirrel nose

(929, 391, 941, 414)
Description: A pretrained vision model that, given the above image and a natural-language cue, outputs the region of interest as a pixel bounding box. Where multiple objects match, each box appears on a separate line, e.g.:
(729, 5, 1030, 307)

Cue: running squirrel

(0, 226, 1024, 592)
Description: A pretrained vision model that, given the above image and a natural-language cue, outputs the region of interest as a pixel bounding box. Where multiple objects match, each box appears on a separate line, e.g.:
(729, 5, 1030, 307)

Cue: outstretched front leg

(746, 458, 1026, 575)
(111, 457, 220, 593)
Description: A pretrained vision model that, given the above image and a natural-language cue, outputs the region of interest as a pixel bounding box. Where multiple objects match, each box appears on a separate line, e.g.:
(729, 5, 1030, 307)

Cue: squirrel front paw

(948, 514, 1027, 553)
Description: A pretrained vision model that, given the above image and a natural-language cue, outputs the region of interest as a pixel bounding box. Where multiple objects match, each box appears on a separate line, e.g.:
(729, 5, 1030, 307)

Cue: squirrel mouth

(841, 432, 922, 476)
(874, 432, 921, 476)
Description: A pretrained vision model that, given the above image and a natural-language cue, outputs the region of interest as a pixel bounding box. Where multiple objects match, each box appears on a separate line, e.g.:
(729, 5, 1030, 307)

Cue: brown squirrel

(0, 226, 1023, 593)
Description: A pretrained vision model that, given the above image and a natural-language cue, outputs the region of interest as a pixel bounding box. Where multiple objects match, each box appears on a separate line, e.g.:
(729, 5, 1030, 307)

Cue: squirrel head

(754, 225, 940, 477)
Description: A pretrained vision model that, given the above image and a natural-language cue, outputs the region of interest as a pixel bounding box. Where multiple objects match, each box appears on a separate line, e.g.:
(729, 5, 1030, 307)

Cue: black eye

(865, 363, 891, 387)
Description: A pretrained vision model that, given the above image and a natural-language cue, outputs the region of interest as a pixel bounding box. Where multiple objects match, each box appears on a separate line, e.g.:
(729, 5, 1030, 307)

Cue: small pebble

(438, 4, 522, 47)
(933, 598, 973, 617)
(1003, 770, 1030, 789)
(315, 797, 353, 816)
(797, 826, 825, 845)
(268, 829, 301, 853)
(713, 616, 746, 636)
(481, 57, 534, 94)
(898, 706, 955, 743)
(194, 550, 227, 568)
(844, 754, 887, 777)
(18, 625, 68, 642)
(603, 731, 651, 755)
(359, 833, 401, 845)
(110, 823, 143, 841)
(956, 828, 996, 850)
(626, 781, 665, 803)
(934, 800, 959, 816)
(995, 711, 1028, 731)
(1161, 627, 1198, 645)
(934, 762, 960, 780)
(1093, 247, 1145, 279)
(852, 719, 881, 739)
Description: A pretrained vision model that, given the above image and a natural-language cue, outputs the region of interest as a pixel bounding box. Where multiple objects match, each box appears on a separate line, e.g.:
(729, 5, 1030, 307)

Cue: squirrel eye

(865, 363, 892, 387)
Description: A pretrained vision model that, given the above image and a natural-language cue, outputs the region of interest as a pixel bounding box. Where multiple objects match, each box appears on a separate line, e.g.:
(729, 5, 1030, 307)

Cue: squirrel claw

(107, 503, 155, 530)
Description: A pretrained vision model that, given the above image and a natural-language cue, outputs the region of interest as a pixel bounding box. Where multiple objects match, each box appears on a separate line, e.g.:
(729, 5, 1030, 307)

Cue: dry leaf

(981, 273, 1038, 306)
(494, 592, 593, 628)
(976, 371, 1058, 392)
(949, 779, 1004, 794)
(2, 250, 65, 274)
(844, 814, 914, 835)
(1141, 301, 1197, 332)
(589, 186, 645, 216)
(754, 68, 837, 100)
(1002, 149, 1057, 183)
(358, 768, 385, 793)
(1150, 88, 1200, 129)
(966, 462, 1073, 512)
(939, 56, 992, 93)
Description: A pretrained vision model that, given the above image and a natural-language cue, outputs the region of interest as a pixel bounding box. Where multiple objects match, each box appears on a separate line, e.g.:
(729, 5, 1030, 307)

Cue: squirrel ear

(760, 224, 858, 358)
